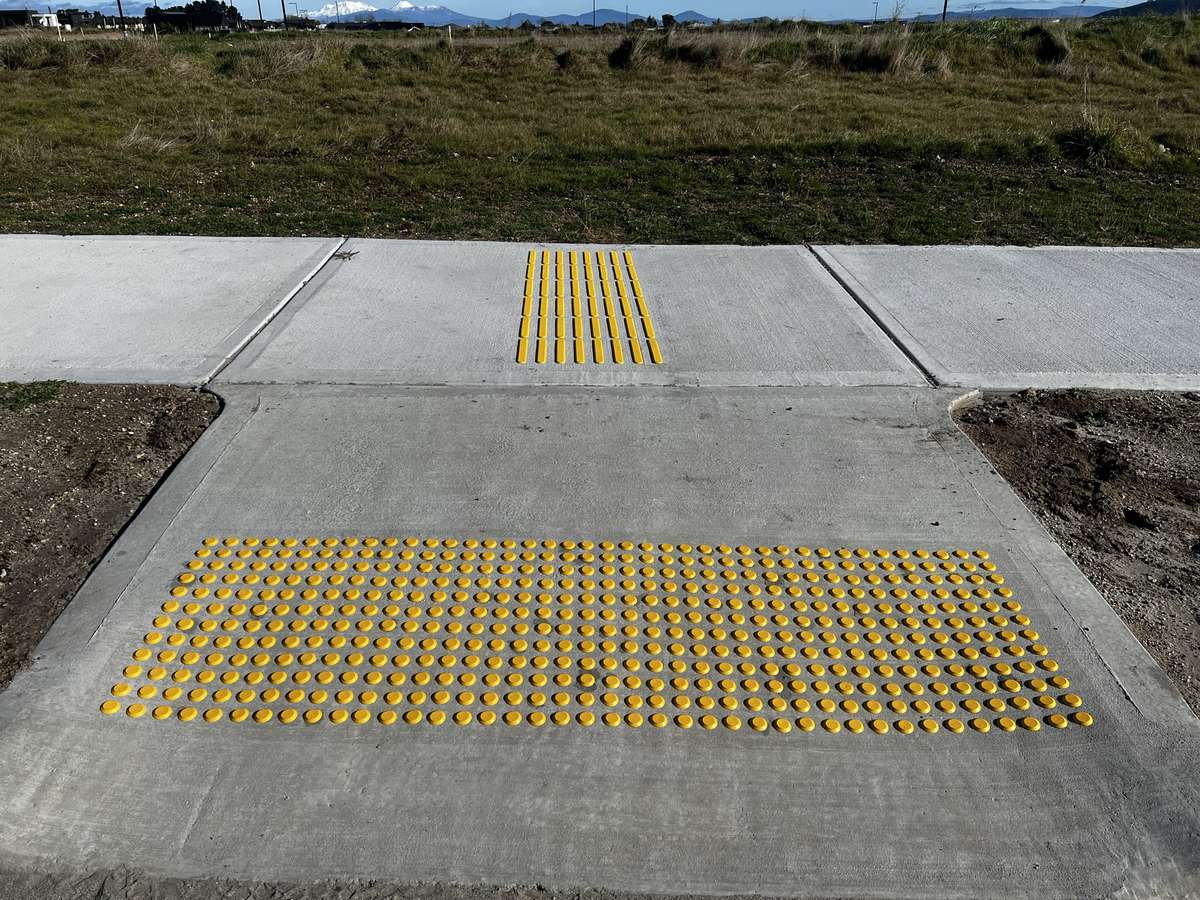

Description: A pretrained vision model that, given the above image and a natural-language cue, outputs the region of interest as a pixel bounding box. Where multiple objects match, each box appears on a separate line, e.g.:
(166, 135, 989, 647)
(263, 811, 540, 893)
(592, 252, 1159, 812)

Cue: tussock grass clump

(662, 31, 762, 68)
(0, 34, 60, 70)
(345, 42, 430, 71)
(610, 27, 951, 76)
(607, 36, 643, 69)
(1055, 114, 1132, 167)
(119, 120, 180, 153)
(1134, 35, 1200, 69)
(0, 32, 161, 71)
(834, 29, 950, 77)
(1138, 39, 1168, 68)
(1023, 24, 1071, 65)
(214, 38, 326, 82)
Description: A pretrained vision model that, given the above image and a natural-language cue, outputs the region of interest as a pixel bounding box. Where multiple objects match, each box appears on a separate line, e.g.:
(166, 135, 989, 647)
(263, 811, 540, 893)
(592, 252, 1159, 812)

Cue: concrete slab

(0, 384, 1196, 898)
(814, 245, 1200, 390)
(0, 235, 343, 384)
(220, 240, 924, 387)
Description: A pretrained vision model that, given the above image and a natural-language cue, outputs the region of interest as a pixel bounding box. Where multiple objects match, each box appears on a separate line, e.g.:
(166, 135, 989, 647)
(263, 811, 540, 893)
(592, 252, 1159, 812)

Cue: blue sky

(432, 0, 1135, 17)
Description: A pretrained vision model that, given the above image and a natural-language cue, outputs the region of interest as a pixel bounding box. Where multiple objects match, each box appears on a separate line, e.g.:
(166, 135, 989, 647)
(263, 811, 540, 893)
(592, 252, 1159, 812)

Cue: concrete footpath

(0, 235, 345, 384)
(1, 237, 1199, 899)
(814, 245, 1200, 391)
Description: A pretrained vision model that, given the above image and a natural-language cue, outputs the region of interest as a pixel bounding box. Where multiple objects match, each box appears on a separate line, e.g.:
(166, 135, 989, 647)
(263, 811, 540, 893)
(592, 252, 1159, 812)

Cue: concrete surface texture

(0, 235, 343, 384)
(4, 237, 1200, 899)
(814, 245, 1200, 390)
(0, 384, 1197, 899)
(219, 240, 924, 387)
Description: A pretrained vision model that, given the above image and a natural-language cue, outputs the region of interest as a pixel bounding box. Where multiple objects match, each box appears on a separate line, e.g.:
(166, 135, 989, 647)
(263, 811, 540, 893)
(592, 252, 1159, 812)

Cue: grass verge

(1, 17, 1198, 244)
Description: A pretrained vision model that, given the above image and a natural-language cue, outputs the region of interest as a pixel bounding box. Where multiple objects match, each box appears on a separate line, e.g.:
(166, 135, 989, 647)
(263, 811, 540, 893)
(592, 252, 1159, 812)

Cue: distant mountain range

(913, 5, 1114, 21)
(5, 0, 1175, 24)
(304, 3, 713, 25)
(1096, 0, 1192, 15)
(289, 2, 1133, 24)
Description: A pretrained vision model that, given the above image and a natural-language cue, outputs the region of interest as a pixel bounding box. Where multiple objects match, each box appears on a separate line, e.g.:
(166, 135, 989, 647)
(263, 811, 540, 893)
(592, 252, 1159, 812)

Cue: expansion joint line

(202, 236, 349, 387)
(806, 244, 939, 387)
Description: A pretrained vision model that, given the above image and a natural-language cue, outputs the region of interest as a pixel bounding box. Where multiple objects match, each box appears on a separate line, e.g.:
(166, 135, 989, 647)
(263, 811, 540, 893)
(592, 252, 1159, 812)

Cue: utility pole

(115, 0, 126, 33)
(941, 0, 948, 21)
(872, 1, 878, 22)
(335, 0, 341, 23)
(280, 0, 287, 29)
(592, 0, 595, 28)
(256, 0, 263, 25)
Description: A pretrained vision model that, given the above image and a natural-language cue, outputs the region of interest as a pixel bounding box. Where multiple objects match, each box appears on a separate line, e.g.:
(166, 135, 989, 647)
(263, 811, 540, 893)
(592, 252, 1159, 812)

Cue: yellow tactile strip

(101, 536, 1095, 735)
(516, 249, 663, 366)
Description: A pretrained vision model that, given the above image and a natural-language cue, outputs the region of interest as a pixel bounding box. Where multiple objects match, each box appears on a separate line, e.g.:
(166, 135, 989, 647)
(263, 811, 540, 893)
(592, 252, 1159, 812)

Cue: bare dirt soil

(956, 389, 1200, 715)
(0, 382, 218, 691)
(0, 869, 795, 900)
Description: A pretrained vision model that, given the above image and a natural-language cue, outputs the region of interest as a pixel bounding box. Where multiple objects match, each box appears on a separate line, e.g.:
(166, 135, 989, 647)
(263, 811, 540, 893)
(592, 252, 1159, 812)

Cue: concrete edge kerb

(4, 390, 258, 686)
(947, 389, 982, 413)
(943, 372, 1200, 393)
(940, 388, 1199, 732)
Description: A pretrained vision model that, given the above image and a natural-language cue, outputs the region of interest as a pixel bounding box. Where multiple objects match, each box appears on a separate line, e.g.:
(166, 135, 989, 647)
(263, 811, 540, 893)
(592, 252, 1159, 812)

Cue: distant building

(30, 11, 61, 27)
(55, 7, 86, 28)
(0, 9, 35, 27)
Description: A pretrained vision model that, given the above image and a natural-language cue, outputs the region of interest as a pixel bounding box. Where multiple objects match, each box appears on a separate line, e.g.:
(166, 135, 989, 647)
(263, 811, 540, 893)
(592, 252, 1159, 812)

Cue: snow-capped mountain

(319, 1, 490, 24)
(309, 0, 379, 18)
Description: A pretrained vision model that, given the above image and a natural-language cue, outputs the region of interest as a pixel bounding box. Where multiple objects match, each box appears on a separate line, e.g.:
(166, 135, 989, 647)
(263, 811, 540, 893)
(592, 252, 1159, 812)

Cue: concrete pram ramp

(0, 237, 1198, 898)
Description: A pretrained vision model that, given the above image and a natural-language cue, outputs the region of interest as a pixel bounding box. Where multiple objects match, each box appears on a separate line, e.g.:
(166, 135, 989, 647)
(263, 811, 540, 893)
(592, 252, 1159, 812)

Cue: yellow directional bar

(516, 248, 662, 366)
(570, 251, 585, 364)
(584, 252, 604, 364)
(596, 251, 624, 364)
(610, 250, 644, 365)
(516, 250, 535, 364)
(554, 250, 566, 365)
(536, 250, 549, 365)
(623, 250, 662, 364)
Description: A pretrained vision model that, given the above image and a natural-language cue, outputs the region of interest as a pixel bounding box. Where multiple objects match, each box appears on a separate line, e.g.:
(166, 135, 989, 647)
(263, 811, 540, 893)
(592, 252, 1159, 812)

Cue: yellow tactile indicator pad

(101, 536, 1095, 735)
(516, 249, 663, 366)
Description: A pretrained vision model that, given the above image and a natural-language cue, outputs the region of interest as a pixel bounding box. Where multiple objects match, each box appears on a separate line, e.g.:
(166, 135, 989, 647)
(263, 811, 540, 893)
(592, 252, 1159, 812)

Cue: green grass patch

(1, 16, 1198, 245)
(0, 381, 64, 412)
